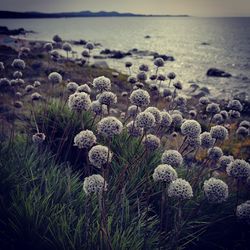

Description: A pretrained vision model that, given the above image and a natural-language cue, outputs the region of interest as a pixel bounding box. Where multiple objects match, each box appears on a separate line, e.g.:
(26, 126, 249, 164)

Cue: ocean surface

(1, 17, 250, 97)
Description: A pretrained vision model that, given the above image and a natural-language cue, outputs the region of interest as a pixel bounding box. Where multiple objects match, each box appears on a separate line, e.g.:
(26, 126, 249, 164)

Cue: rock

(0, 26, 33, 35)
(73, 39, 87, 45)
(93, 55, 107, 59)
(100, 49, 112, 55)
(206, 68, 232, 78)
(109, 51, 131, 59)
(200, 42, 210, 46)
(153, 54, 175, 61)
(91, 61, 109, 69)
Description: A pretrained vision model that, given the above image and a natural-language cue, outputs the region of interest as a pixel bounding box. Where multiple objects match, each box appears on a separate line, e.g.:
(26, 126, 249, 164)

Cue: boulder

(153, 54, 175, 61)
(206, 68, 231, 78)
(91, 61, 109, 69)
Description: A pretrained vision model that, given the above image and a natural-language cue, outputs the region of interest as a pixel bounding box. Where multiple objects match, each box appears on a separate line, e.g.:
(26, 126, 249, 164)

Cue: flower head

(206, 103, 220, 114)
(93, 76, 111, 92)
(90, 100, 107, 115)
(88, 145, 112, 168)
(68, 92, 91, 112)
(128, 105, 141, 118)
(200, 132, 215, 149)
(160, 111, 172, 127)
(203, 178, 228, 204)
(161, 150, 183, 168)
(12, 59, 25, 70)
(181, 120, 201, 137)
(48, 72, 62, 84)
(236, 201, 250, 221)
(153, 164, 178, 183)
(168, 178, 193, 200)
(135, 111, 155, 129)
(129, 89, 150, 107)
(210, 125, 228, 141)
(98, 91, 117, 106)
(143, 134, 160, 151)
(126, 121, 143, 137)
(97, 116, 123, 137)
(208, 147, 223, 161)
(67, 82, 79, 92)
(228, 99, 243, 112)
(77, 84, 91, 94)
(83, 174, 107, 195)
(32, 133, 46, 144)
(154, 58, 164, 67)
(226, 159, 250, 179)
(145, 107, 162, 124)
(74, 130, 96, 149)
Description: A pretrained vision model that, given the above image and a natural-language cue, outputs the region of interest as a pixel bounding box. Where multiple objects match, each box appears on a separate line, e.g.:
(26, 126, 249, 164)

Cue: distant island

(0, 10, 189, 19)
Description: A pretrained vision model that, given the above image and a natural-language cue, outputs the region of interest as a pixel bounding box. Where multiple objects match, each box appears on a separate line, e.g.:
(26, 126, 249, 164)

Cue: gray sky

(1, 0, 250, 17)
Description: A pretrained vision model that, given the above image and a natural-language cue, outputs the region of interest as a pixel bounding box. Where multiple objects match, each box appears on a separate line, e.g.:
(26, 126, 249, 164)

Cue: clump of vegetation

(0, 35, 250, 250)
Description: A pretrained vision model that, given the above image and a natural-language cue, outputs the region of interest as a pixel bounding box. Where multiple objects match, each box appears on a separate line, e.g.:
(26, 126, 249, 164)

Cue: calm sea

(1, 17, 250, 97)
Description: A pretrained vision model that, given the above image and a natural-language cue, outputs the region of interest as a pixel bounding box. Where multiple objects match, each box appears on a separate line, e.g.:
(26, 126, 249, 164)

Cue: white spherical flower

(86, 42, 94, 50)
(53, 34, 62, 43)
(97, 116, 123, 137)
(175, 96, 186, 107)
(62, 42, 72, 52)
(228, 99, 243, 112)
(12, 59, 25, 70)
(98, 91, 117, 106)
(162, 88, 172, 97)
(139, 64, 149, 72)
(25, 85, 34, 93)
(236, 201, 250, 221)
(206, 103, 220, 114)
(129, 89, 150, 107)
(171, 113, 183, 128)
(34, 81, 41, 87)
(208, 147, 223, 161)
(218, 155, 234, 169)
(44, 42, 53, 52)
(143, 134, 160, 151)
(145, 107, 162, 124)
(135, 111, 155, 130)
(160, 111, 172, 128)
(83, 174, 107, 195)
(239, 120, 250, 129)
(90, 100, 107, 115)
(77, 84, 91, 94)
(168, 178, 193, 200)
(229, 110, 241, 119)
(220, 110, 229, 120)
(128, 105, 141, 118)
(154, 58, 165, 67)
(181, 120, 201, 137)
(203, 178, 228, 204)
(88, 145, 112, 168)
(93, 76, 111, 92)
(74, 130, 96, 149)
(31, 92, 42, 101)
(48, 72, 62, 84)
(32, 133, 46, 144)
(199, 97, 210, 106)
(210, 125, 228, 141)
(186, 136, 201, 148)
(200, 132, 215, 149)
(236, 126, 249, 138)
(226, 159, 250, 179)
(153, 164, 178, 183)
(161, 150, 183, 168)
(213, 114, 224, 124)
(67, 82, 79, 92)
(13, 71, 22, 79)
(68, 92, 91, 112)
(173, 81, 183, 90)
(137, 71, 147, 81)
(126, 121, 143, 137)
(127, 76, 137, 84)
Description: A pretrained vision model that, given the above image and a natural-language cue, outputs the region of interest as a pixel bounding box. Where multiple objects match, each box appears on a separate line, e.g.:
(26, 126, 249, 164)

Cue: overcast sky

(1, 0, 250, 17)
